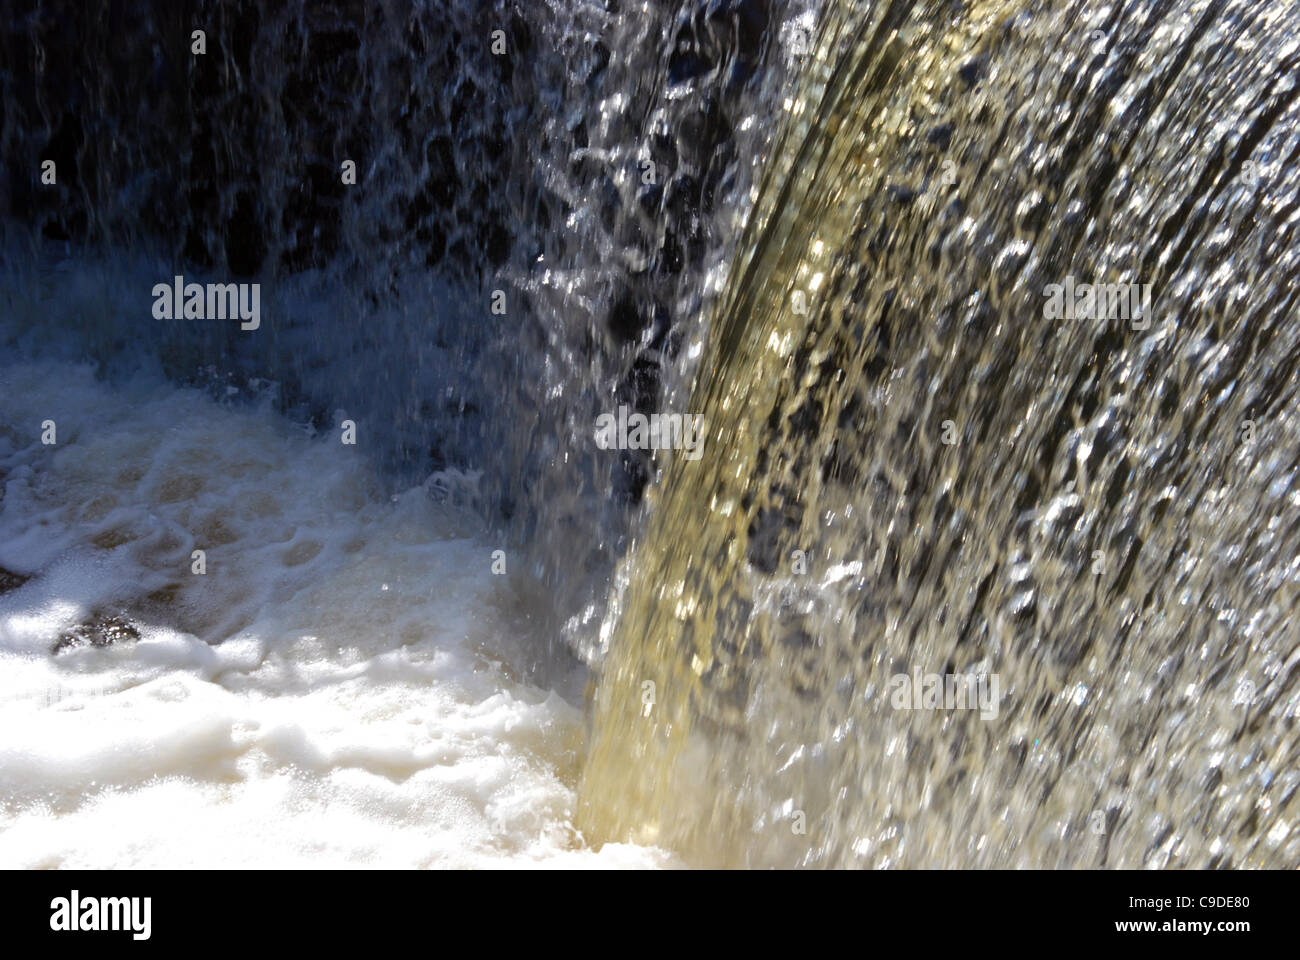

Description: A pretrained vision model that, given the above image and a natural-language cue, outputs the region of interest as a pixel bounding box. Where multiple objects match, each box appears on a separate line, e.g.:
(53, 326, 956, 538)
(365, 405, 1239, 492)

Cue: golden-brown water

(579, 0, 1300, 868)
(3, 0, 1298, 871)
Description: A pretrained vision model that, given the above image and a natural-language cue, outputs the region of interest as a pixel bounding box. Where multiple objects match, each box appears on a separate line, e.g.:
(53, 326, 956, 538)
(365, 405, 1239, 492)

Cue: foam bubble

(0, 358, 673, 868)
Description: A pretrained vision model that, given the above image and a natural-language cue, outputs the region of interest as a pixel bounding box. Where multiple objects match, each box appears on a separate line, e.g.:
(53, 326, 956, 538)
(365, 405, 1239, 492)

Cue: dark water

(2, 0, 810, 643)
(3, 0, 1299, 867)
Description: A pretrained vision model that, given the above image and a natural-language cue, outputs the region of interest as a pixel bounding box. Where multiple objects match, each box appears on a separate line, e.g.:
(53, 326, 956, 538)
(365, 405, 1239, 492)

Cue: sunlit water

(3, 0, 1300, 870)
(579, 0, 1300, 867)
(0, 354, 674, 867)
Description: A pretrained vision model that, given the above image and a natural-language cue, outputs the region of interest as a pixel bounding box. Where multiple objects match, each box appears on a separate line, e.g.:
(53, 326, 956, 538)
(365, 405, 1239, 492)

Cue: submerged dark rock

(53, 615, 141, 654)
(0, 567, 31, 595)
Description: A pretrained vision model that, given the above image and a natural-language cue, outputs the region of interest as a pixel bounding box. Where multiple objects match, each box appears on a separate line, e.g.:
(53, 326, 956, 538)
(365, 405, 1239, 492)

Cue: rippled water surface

(2, 0, 1299, 868)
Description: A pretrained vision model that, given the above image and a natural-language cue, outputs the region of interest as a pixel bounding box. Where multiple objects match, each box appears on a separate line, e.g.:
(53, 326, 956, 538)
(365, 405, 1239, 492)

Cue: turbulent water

(581, 0, 1300, 867)
(3, 0, 1300, 868)
(0, 356, 670, 867)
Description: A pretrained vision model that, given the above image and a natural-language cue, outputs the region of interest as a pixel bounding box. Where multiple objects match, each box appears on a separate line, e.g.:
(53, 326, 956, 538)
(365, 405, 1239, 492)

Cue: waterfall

(578, 0, 1300, 867)
(1, 0, 1297, 868)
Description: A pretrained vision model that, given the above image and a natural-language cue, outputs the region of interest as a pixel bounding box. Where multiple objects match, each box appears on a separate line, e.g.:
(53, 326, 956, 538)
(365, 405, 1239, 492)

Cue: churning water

(0, 354, 671, 867)
(2, 0, 1299, 868)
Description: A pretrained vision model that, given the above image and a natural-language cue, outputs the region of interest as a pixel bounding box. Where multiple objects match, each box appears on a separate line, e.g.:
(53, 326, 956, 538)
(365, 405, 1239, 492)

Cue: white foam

(0, 358, 672, 868)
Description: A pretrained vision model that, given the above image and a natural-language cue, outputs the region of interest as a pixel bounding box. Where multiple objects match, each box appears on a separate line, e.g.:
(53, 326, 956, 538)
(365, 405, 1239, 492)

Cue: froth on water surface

(2, 0, 1299, 871)
(0, 358, 673, 867)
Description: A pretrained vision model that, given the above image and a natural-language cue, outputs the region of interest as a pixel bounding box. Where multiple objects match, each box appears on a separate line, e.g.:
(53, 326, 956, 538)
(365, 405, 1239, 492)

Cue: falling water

(578, 0, 1300, 867)
(1, 0, 1298, 868)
